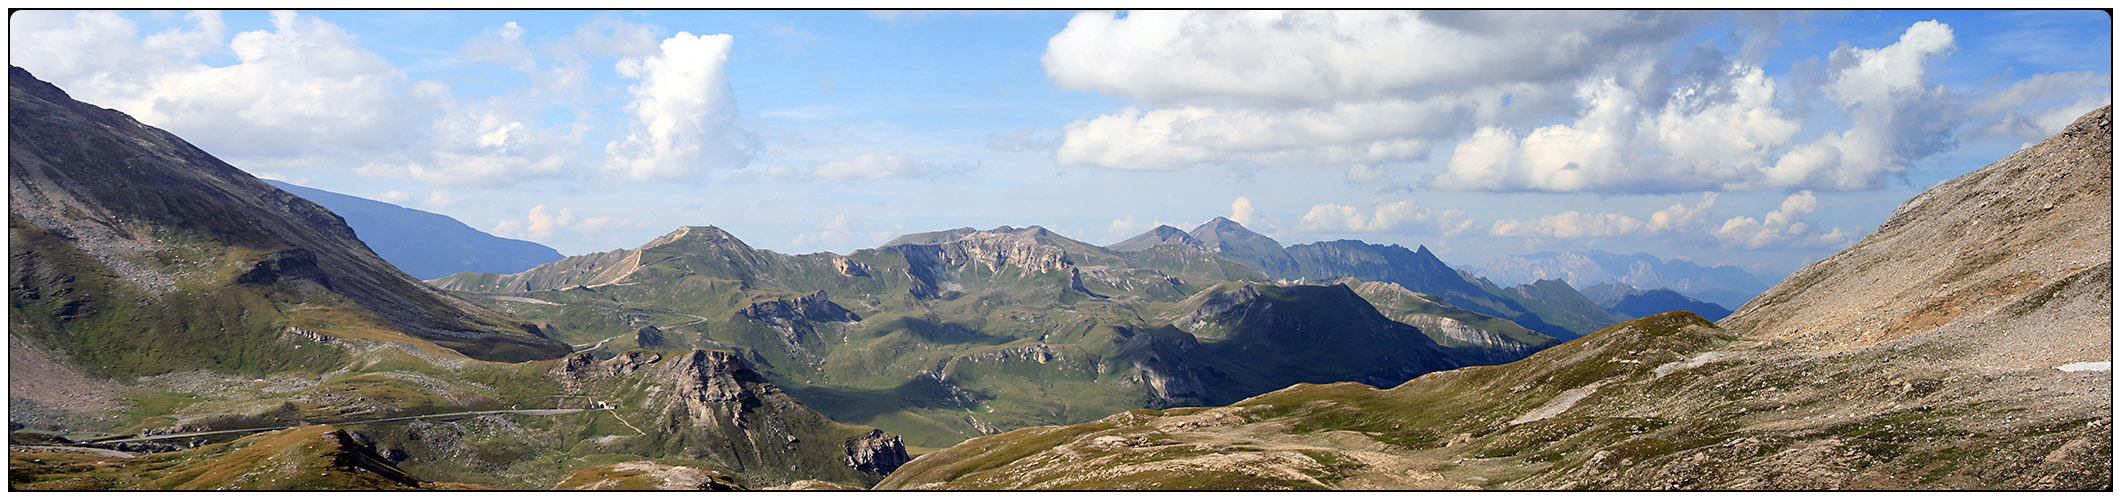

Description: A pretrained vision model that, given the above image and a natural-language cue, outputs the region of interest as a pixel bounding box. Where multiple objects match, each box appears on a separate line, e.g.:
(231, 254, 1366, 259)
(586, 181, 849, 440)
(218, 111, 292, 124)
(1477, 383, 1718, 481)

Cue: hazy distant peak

(1109, 224, 1206, 252)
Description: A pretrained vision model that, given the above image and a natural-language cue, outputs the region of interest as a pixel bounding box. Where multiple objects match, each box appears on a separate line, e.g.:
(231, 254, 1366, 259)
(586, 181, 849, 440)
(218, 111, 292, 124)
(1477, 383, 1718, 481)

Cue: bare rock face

(662, 350, 763, 406)
(738, 290, 860, 324)
(891, 226, 1080, 298)
(843, 429, 911, 476)
(831, 256, 871, 277)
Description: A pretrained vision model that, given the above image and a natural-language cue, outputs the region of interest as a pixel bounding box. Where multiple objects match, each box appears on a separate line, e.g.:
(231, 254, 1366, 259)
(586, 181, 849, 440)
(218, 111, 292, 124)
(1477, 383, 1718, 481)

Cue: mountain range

(7, 64, 2109, 492)
(425, 218, 1567, 448)
(1466, 249, 1769, 310)
(264, 180, 563, 280)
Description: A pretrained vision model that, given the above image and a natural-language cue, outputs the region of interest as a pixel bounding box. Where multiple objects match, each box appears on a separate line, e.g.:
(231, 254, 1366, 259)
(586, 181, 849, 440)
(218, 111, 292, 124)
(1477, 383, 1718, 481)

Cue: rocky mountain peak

(1189, 217, 1261, 242)
(643, 226, 749, 250)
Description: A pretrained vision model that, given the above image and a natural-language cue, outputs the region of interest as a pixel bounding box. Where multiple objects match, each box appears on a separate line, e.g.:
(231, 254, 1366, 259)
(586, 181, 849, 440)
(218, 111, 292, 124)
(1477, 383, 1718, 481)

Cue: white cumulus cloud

(1041, 10, 1712, 171)
(1229, 197, 1263, 227)
(604, 31, 756, 181)
(1299, 200, 1474, 236)
(9, 10, 435, 170)
(1750, 21, 1960, 191)
(491, 204, 635, 241)
(1710, 191, 1857, 249)
(1435, 62, 1802, 193)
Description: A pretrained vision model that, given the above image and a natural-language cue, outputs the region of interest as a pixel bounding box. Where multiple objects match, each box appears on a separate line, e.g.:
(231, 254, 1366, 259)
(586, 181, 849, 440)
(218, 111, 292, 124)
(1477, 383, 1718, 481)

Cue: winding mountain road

(86, 408, 605, 445)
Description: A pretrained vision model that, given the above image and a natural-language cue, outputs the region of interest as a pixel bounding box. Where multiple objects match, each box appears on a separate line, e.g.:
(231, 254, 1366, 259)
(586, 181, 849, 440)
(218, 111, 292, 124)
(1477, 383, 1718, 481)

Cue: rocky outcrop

(843, 429, 912, 476)
(1068, 267, 1108, 299)
(656, 350, 769, 423)
(739, 290, 860, 324)
(830, 256, 871, 277)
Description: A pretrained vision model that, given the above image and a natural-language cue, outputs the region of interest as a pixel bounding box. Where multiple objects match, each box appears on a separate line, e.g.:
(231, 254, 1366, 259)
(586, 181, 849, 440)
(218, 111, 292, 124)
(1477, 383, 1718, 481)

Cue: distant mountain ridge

(265, 180, 563, 280)
(1465, 249, 1767, 310)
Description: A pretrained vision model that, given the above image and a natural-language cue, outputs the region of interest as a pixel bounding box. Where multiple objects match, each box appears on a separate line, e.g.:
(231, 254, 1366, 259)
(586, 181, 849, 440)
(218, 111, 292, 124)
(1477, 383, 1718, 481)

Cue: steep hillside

(266, 180, 562, 279)
(1722, 106, 2112, 367)
(7, 66, 568, 376)
(875, 107, 2115, 491)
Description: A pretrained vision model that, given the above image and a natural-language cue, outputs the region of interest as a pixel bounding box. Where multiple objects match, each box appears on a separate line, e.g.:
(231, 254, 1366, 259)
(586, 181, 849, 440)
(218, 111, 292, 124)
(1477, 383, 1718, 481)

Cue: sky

(9, 9, 2112, 280)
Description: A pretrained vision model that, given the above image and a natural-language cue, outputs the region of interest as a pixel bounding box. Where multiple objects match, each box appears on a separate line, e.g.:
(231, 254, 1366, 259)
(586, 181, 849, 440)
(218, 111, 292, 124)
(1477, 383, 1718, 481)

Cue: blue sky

(10, 10, 2111, 279)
